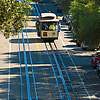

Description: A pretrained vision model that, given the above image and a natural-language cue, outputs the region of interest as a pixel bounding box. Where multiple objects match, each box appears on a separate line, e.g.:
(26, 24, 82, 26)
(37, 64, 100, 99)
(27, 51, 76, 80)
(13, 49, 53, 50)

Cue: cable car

(36, 13, 61, 42)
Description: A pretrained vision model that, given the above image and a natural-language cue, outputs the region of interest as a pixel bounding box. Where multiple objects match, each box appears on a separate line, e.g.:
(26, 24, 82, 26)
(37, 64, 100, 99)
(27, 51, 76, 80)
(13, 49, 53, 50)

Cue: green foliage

(70, 0, 100, 48)
(0, 0, 33, 39)
(93, 0, 100, 6)
(60, 0, 73, 14)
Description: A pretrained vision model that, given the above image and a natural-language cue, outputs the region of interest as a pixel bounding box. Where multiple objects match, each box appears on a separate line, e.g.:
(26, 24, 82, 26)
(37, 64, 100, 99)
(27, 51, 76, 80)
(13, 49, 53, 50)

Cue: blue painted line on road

(57, 50, 77, 100)
(60, 36, 91, 100)
(51, 47, 71, 100)
(24, 23, 38, 100)
(32, 4, 39, 21)
(49, 58, 64, 100)
(37, 4, 42, 14)
(45, 44, 63, 100)
(21, 29, 32, 100)
(18, 34, 23, 100)
(34, 3, 40, 16)
(33, 5, 64, 99)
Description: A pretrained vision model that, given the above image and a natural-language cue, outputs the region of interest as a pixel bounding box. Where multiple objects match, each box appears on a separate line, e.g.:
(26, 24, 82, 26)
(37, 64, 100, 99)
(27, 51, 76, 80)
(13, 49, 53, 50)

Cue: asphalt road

(0, 3, 100, 100)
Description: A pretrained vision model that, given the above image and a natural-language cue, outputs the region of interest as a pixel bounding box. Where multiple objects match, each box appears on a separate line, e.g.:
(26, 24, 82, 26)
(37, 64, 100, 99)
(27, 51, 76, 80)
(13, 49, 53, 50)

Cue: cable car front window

(41, 22, 58, 31)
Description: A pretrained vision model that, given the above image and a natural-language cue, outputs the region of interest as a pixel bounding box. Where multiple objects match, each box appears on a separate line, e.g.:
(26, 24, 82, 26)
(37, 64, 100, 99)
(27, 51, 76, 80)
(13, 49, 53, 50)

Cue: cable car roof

(41, 13, 56, 18)
(39, 19, 59, 22)
(39, 13, 59, 22)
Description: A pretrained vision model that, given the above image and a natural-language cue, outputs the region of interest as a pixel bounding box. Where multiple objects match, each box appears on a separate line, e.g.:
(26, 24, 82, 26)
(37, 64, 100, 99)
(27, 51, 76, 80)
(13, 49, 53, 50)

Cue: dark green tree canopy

(59, 0, 100, 49)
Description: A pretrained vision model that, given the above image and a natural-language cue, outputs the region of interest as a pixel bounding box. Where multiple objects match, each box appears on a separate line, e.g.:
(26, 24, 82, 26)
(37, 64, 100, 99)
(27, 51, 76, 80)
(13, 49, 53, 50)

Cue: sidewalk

(0, 32, 10, 99)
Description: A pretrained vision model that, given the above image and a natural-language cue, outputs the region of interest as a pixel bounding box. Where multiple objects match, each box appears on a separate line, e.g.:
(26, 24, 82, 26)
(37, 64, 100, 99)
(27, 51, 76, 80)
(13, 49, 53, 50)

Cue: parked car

(95, 61, 100, 78)
(91, 51, 100, 68)
(62, 14, 72, 25)
(66, 15, 72, 25)
(96, 61, 100, 71)
(68, 18, 73, 32)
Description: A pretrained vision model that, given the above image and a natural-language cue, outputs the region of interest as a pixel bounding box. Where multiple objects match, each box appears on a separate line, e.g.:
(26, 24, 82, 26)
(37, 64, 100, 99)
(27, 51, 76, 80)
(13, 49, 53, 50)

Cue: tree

(59, 0, 73, 14)
(93, 0, 100, 6)
(70, 0, 100, 49)
(0, 0, 33, 38)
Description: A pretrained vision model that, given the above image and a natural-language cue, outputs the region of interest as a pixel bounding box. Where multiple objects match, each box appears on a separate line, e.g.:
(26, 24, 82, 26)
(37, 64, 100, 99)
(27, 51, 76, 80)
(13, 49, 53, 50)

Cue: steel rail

(18, 1, 38, 99)
(59, 36, 92, 100)
(34, 4, 71, 99)
(24, 22, 38, 100)
(34, 4, 65, 99)
(54, 42, 77, 100)
(44, 42, 64, 100)
(18, 34, 23, 100)
(19, 1, 31, 99)
(49, 43, 71, 100)
(34, 3, 71, 99)
(21, 29, 32, 100)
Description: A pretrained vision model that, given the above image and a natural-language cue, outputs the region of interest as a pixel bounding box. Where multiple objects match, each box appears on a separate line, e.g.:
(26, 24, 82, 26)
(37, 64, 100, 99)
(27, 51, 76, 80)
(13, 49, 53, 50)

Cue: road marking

(36, 43, 42, 56)
(8, 36, 11, 100)
(59, 35, 91, 100)
(46, 78, 49, 85)
(49, 90, 52, 98)
(50, 44, 71, 100)
(36, 43, 40, 51)
(43, 71, 46, 75)
(36, 42, 52, 98)
(45, 43, 63, 99)
(18, 34, 23, 100)
(25, 22, 38, 100)
(21, 29, 32, 100)
(31, 21, 33, 27)
(43, 71, 52, 98)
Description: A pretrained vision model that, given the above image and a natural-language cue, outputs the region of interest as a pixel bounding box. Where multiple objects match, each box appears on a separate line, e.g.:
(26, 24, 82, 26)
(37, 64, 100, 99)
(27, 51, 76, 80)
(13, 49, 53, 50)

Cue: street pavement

(0, 6, 100, 100)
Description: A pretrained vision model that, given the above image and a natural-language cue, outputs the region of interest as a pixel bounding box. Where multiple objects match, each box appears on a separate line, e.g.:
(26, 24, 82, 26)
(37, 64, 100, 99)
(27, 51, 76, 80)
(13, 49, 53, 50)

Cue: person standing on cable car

(49, 23, 54, 30)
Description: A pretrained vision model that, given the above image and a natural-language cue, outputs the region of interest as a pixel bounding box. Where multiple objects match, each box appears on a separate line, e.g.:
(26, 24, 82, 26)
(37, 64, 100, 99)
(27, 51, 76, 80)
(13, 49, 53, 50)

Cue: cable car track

(17, 2, 79, 100)
(5, 0, 94, 99)
(45, 41, 78, 100)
